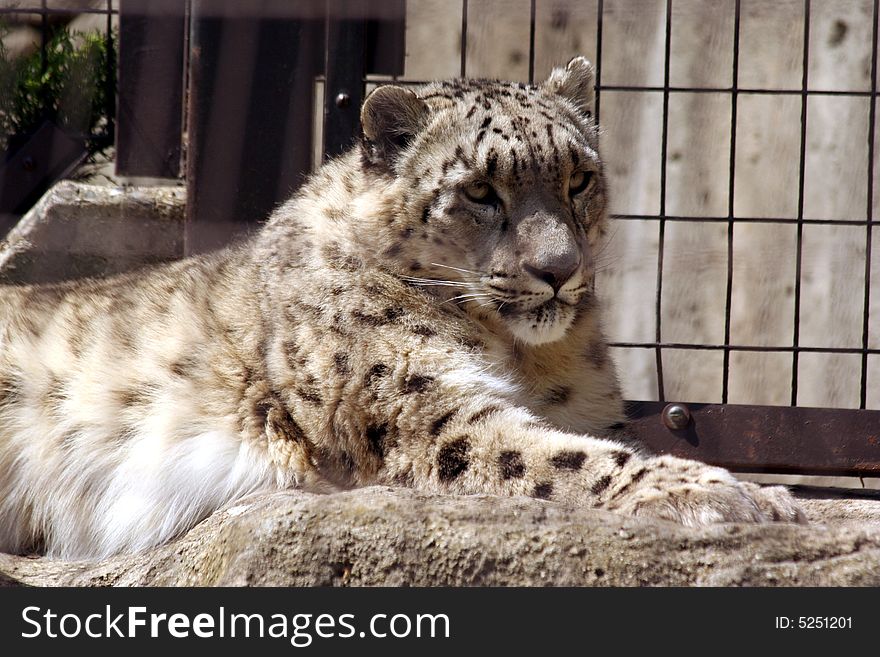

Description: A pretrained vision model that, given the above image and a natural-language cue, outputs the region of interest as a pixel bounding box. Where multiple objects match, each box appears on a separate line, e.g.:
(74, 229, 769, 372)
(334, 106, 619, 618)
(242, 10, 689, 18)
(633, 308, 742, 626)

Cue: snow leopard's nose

(517, 212, 582, 293)
(523, 260, 578, 294)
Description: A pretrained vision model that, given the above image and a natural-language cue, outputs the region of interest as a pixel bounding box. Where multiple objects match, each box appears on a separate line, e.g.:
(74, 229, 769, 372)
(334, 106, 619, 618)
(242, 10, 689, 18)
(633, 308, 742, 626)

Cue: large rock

(1, 487, 880, 587)
(0, 181, 184, 285)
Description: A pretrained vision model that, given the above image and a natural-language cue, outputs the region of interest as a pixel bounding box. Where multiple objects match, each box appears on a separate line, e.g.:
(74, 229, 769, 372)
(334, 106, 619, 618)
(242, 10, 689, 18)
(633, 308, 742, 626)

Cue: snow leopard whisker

(400, 276, 472, 288)
(443, 292, 495, 306)
(429, 263, 486, 277)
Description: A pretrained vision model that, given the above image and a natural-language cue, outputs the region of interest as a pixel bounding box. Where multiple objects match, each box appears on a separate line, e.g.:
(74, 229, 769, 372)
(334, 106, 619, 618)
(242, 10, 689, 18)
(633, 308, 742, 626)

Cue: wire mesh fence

(362, 0, 880, 412)
(397, 0, 880, 478)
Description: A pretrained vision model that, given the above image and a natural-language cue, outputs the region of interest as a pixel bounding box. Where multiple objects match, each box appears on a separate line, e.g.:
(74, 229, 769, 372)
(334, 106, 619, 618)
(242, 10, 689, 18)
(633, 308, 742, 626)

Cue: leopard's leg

(371, 378, 805, 525)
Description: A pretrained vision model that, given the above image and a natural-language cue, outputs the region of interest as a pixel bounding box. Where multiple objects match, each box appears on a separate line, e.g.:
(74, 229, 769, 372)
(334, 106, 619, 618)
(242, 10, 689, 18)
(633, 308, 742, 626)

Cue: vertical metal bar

(861, 0, 879, 409)
(528, 0, 536, 84)
(654, 0, 673, 402)
(105, 0, 116, 145)
(722, 0, 742, 404)
(594, 0, 603, 123)
(323, 0, 367, 159)
(40, 0, 48, 76)
(460, 0, 468, 77)
(791, 0, 811, 406)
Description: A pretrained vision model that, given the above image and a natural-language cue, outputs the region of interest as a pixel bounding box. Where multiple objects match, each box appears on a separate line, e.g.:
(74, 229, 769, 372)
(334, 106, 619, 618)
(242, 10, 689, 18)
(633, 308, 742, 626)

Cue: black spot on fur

(384, 242, 404, 258)
(404, 374, 435, 394)
(550, 450, 587, 471)
(458, 336, 484, 351)
(467, 405, 501, 424)
(351, 310, 383, 327)
(296, 387, 323, 406)
(612, 450, 632, 468)
(265, 404, 309, 445)
(118, 384, 156, 408)
(364, 363, 390, 388)
(412, 324, 437, 337)
(421, 206, 430, 223)
(333, 352, 351, 375)
(533, 482, 553, 499)
(366, 424, 388, 458)
(480, 116, 492, 129)
(437, 437, 470, 482)
(611, 467, 649, 500)
(43, 375, 65, 411)
(0, 372, 23, 406)
(591, 475, 612, 495)
(430, 409, 457, 437)
(322, 244, 362, 272)
(393, 467, 415, 487)
(476, 129, 487, 144)
(341, 451, 357, 473)
(384, 306, 405, 322)
(498, 450, 525, 479)
(486, 151, 498, 177)
(631, 468, 649, 484)
(543, 386, 571, 405)
(330, 313, 349, 336)
(170, 355, 199, 378)
(587, 341, 609, 368)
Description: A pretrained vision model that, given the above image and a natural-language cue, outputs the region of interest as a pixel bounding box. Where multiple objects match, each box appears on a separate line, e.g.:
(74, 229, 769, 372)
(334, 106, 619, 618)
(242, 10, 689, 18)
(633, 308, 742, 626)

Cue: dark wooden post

(116, 0, 186, 178)
(184, 0, 324, 254)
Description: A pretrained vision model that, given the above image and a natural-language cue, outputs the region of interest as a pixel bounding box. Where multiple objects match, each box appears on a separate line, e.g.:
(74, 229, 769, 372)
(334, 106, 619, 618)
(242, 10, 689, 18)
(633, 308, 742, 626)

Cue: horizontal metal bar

(0, 8, 118, 16)
(609, 342, 880, 355)
(612, 214, 879, 227)
(625, 400, 880, 476)
(599, 84, 877, 97)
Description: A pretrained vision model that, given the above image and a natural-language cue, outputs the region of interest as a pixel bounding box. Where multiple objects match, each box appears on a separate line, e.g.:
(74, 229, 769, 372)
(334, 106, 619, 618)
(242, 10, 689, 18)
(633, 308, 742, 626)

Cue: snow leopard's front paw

(607, 455, 806, 526)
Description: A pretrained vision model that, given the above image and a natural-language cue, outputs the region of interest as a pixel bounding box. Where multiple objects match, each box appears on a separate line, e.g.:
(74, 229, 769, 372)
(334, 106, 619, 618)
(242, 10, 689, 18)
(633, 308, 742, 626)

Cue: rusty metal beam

(624, 401, 880, 477)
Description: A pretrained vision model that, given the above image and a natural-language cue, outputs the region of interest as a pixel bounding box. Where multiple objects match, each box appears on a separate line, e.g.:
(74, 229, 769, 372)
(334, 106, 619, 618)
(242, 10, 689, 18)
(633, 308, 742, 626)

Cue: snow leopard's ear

(361, 85, 429, 164)
(542, 56, 595, 118)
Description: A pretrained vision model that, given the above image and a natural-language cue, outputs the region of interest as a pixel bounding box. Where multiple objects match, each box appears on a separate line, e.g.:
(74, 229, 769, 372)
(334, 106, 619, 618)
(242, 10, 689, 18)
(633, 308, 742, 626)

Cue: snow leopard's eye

(462, 181, 500, 206)
(568, 170, 593, 196)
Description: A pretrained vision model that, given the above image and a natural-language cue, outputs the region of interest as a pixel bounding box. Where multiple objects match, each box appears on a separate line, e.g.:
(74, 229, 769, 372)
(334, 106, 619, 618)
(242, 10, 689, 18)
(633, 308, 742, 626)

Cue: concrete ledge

(0, 181, 185, 285)
(1, 488, 879, 587)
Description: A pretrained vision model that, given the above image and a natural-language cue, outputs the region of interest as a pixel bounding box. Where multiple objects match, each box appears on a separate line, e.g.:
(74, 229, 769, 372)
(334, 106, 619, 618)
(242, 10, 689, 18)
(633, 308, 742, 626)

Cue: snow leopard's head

(361, 57, 607, 345)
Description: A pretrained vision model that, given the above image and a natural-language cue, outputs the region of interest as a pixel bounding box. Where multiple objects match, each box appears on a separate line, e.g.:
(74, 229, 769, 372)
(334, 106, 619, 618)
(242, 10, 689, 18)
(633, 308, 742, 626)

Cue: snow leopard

(0, 57, 804, 559)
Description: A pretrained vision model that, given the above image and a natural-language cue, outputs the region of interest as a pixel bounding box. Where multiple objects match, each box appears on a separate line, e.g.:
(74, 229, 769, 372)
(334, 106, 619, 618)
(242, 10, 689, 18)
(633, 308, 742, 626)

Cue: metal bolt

(662, 403, 691, 431)
(22, 156, 35, 172)
(335, 92, 351, 108)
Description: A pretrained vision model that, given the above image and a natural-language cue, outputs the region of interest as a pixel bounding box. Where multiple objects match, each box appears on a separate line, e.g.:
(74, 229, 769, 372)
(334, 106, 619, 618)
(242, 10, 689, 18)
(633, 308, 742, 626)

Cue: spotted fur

(0, 58, 803, 559)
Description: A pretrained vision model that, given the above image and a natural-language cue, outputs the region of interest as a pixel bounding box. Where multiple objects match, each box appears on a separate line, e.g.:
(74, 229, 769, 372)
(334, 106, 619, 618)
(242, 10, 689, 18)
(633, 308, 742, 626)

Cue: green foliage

(0, 25, 116, 155)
